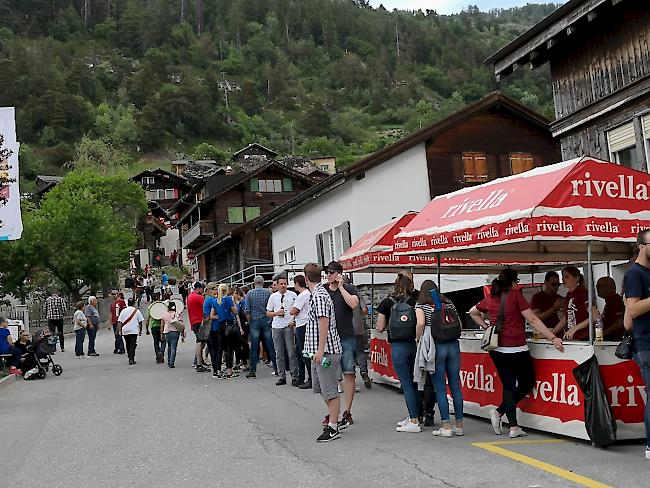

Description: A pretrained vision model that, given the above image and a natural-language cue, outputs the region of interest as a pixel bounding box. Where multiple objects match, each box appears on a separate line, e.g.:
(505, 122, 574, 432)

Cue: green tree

(191, 143, 228, 163)
(69, 136, 133, 174)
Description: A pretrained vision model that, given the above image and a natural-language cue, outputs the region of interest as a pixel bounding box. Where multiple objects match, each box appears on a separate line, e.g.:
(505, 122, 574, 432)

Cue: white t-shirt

(266, 290, 297, 329)
(118, 306, 145, 335)
(73, 309, 87, 331)
(292, 289, 311, 327)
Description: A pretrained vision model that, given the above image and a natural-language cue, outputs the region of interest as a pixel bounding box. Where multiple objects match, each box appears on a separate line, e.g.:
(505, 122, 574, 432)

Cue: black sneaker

(316, 425, 340, 443)
(291, 378, 300, 387)
(337, 410, 354, 430)
(299, 381, 312, 389)
(423, 414, 434, 427)
(361, 372, 372, 389)
(276, 377, 287, 386)
(246, 372, 256, 378)
(88, 352, 99, 357)
(196, 365, 210, 373)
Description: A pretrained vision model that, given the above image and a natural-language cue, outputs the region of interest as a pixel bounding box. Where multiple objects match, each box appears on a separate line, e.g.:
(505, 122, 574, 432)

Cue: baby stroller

(23, 329, 63, 380)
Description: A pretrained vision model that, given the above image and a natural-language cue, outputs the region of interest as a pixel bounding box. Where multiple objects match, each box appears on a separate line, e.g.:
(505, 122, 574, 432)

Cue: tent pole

(371, 269, 375, 329)
(587, 241, 594, 346)
(436, 253, 441, 292)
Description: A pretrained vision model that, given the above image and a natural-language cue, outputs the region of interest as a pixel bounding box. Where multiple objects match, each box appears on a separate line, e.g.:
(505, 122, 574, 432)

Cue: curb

(0, 373, 17, 391)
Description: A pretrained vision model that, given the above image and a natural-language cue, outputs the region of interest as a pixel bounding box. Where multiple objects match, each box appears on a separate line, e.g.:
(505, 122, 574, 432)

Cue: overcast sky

(368, 1, 557, 14)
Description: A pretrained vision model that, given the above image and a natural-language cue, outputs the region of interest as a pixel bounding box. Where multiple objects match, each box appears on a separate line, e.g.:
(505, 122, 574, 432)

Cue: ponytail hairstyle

(490, 268, 519, 297)
(417, 280, 436, 305)
(562, 265, 585, 286)
(216, 283, 228, 305)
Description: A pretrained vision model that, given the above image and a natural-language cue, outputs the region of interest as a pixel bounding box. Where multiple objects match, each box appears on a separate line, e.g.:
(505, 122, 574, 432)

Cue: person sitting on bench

(0, 316, 22, 375)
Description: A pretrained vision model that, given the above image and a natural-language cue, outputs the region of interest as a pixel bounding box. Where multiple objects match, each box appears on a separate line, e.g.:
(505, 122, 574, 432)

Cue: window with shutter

(608, 122, 642, 171)
(227, 207, 244, 224)
(510, 153, 534, 175)
(462, 152, 488, 182)
(282, 178, 293, 192)
(642, 115, 650, 173)
(250, 179, 259, 192)
(245, 206, 261, 221)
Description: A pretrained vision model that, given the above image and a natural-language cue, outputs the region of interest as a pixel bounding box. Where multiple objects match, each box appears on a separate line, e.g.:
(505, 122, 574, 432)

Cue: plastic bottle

(595, 318, 604, 343)
(303, 351, 332, 368)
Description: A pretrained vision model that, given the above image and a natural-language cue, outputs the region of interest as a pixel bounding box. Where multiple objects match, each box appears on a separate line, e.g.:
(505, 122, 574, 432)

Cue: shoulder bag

(197, 317, 211, 341)
(615, 332, 635, 360)
(480, 292, 508, 352)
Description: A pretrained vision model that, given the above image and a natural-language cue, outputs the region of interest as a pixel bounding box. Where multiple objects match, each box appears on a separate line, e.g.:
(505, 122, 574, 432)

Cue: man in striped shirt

(304, 263, 342, 443)
(45, 289, 67, 352)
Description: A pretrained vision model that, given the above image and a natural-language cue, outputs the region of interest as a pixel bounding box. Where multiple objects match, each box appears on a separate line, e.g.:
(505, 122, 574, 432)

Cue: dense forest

(0, 0, 560, 186)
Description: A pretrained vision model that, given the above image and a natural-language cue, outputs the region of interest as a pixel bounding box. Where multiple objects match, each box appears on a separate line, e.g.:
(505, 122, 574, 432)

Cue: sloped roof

(232, 143, 278, 158)
(256, 91, 552, 229)
(36, 175, 64, 183)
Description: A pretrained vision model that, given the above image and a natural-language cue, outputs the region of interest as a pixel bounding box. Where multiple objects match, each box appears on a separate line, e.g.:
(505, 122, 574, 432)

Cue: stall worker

(554, 266, 590, 341)
(530, 271, 563, 331)
(593, 276, 624, 341)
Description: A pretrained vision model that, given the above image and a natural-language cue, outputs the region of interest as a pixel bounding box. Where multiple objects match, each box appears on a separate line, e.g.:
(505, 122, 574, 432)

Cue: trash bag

(572, 355, 617, 447)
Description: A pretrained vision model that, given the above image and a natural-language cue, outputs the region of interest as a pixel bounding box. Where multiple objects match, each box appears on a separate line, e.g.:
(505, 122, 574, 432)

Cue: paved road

(1, 327, 647, 488)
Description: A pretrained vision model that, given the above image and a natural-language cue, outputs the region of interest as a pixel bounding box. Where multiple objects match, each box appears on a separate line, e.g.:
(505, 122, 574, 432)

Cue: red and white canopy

(339, 212, 547, 273)
(395, 157, 644, 262)
(340, 212, 439, 272)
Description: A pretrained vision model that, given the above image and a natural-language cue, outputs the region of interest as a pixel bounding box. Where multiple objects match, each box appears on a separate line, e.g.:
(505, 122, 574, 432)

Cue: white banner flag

(0, 107, 22, 240)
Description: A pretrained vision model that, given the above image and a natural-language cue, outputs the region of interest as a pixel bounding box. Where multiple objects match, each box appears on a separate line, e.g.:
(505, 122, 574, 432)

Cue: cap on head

(327, 261, 343, 274)
(194, 282, 204, 290)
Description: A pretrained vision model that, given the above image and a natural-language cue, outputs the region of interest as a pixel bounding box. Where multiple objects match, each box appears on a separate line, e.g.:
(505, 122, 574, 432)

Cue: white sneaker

(489, 409, 502, 435)
(75, 355, 84, 359)
(645, 448, 650, 460)
(396, 422, 421, 433)
(509, 427, 527, 438)
(396, 416, 411, 427)
(452, 426, 464, 436)
(432, 427, 454, 437)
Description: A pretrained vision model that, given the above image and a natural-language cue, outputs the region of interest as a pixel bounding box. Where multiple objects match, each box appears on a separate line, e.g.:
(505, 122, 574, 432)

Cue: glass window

(258, 179, 282, 192)
(608, 122, 643, 171)
(164, 189, 175, 200)
(279, 246, 296, 264)
(510, 153, 534, 175)
(227, 207, 244, 224)
(141, 176, 155, 185)
(462, 152, 487, 182)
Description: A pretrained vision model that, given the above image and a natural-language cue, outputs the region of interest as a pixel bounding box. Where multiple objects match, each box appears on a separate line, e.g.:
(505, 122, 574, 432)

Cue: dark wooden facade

(487, 0, 650, 169)
(132, 169, 192, 216)
(426, 107, 561, 197)
(232, 143, 278, 163)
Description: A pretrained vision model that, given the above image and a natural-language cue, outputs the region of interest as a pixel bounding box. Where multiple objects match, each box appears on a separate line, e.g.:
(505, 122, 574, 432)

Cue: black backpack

(430, 302, 462, 342)
(388, 297, 417, 341)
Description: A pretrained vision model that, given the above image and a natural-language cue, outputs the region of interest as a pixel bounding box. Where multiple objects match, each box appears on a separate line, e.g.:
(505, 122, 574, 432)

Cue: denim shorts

(340, 337, 357, 374)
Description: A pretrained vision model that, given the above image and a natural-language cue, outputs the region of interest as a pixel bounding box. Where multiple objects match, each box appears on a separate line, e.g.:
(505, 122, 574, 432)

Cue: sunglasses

(327, 270, 339, 275)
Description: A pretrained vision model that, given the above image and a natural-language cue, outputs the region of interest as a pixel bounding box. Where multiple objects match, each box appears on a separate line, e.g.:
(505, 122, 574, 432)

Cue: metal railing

(216, 262, 310, 288)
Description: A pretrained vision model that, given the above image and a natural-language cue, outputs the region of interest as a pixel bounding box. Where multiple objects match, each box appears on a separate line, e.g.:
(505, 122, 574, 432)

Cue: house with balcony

(486, 0, 650, 171)
(175, 160, 321, 280)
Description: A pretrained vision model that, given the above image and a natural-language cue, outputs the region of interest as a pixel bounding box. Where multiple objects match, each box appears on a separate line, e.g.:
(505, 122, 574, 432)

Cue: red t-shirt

(603, 293, 624, 341)
(477, 289, 531, 347)
(565, 286, 589, 341)
(530, 291, 561, 328)
(187, 291, 205, 326)
(110, 299, 126, 325)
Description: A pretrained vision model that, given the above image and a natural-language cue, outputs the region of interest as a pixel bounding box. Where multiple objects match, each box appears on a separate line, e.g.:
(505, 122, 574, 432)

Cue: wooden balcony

(183, 220, 215, 248)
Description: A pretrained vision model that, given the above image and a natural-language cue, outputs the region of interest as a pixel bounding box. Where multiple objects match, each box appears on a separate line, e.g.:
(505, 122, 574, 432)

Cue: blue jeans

(294, 326, 311, 383)
(87, 326, 97, 354)
(391, 341, 420, 419)
(634, 350, 650, 449)
(340, 337, 357, 374)
(75, 328, 86, 356)
(433, 340, 464, 422)
(249, 317, 276, 374)
(165, 331, 180, 367)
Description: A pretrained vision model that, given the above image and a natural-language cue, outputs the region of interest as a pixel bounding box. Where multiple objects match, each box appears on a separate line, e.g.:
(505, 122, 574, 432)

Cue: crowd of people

(3, 230, 650, 454)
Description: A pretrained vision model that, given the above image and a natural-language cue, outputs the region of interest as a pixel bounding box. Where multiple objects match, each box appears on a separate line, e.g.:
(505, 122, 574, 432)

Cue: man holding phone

(266, 274, 298, 386)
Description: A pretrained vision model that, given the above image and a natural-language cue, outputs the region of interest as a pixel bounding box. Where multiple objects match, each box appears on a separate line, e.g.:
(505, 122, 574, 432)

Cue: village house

(255, 92, 561, 287)
(33, 175, 63, 199)
(232, 143, 278, 163)
(486, 0, 650, 171)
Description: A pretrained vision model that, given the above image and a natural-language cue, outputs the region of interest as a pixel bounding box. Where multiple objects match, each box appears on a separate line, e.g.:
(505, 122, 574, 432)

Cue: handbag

(430, 302, 462, 341)
(224, 320, 239, 337)
(615, 332, 635, 360)
(197, 318, 211, 341)
(480, 292, 508, 352)
(171, 320, 185, 334)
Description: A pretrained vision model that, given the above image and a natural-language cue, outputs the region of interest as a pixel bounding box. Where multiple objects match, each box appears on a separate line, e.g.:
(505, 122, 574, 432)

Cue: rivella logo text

(570, 172, 649, 200)
(442, 189, 509, 219)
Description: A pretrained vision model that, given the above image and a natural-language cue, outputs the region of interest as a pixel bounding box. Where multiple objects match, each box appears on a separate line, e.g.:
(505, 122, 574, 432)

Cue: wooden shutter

(341, 221, 351, 252)
(282, 178, 293, 192)
(227, 207, 244, 223)
(245, 206, 261, 221)
(642, 115, 650, 138)
(250, 179, 259, 192)
(608, 122, 636, 153)
(463, 152, 487, 181)
(510, 153, 534, 175)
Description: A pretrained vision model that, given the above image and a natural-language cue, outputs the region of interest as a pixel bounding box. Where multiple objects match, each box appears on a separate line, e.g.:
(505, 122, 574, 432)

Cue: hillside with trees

(0, 1, 560, 187)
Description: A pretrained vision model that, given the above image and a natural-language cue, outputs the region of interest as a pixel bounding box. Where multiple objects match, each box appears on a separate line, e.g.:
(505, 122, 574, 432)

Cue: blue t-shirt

(203, 296, 235, 331)
(161, 274, 169, 286)
(0, 328, 10, 354)
(623, 262, 650, 351)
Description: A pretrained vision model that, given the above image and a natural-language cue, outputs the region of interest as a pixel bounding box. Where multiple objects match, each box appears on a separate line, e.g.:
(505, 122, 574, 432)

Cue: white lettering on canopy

(441, 189, 509, 219)
(570, 172, 650, 201)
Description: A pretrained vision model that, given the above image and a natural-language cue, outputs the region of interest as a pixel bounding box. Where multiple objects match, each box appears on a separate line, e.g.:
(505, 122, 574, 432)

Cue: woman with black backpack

(376, 274, 421, 433)
(416, 280, 464, 438)
(469, 268, 564, 438)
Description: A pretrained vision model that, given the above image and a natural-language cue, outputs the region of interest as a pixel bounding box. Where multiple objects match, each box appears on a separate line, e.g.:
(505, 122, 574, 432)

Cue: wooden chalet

(34, 175, 63, 199)
(232, 143, 278, 163)
(176, 160, 320, 280)
(487, 0, 650, 171)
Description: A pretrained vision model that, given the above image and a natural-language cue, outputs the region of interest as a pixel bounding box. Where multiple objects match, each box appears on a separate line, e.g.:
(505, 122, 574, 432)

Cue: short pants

(312, 353, 342, 401)
(191, 323, 206, 343)
(340, 337, 357, 374)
